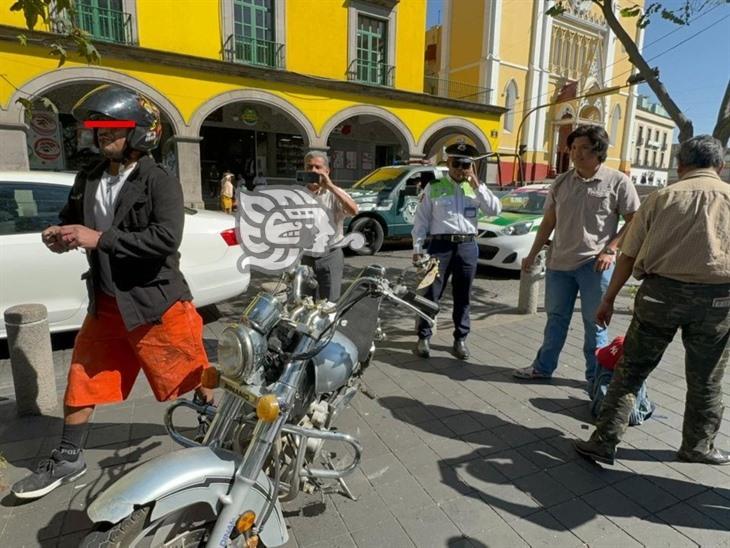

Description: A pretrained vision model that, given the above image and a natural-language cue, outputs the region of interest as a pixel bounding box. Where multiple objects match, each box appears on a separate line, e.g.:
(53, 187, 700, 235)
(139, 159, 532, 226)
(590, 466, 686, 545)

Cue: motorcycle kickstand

(322, 453, 358, 501)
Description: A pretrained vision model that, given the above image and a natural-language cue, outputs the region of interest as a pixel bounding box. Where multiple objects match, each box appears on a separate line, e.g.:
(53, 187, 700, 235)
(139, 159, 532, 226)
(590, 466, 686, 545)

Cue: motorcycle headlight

(501, 221, 534, 236)
(218, 325, 255, 379)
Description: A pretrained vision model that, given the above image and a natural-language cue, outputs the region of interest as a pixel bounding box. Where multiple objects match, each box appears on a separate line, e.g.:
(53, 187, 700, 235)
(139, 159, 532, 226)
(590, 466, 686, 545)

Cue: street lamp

(512, 73, 647, 185)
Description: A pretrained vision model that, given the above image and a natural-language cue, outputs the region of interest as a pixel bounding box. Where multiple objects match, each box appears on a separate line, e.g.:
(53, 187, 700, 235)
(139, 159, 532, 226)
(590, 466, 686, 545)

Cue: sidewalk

(0, 304, 728, 547)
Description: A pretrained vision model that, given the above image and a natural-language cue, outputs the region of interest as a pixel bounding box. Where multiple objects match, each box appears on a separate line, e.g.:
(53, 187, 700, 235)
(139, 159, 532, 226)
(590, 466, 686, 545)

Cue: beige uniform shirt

(546, 165, 641, 271)
(620, 169, 730, 284)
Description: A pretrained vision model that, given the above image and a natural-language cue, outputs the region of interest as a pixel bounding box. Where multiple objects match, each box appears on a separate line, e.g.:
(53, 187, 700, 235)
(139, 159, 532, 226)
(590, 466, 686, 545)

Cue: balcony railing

(74, 4, 134, 45)
(347, 59, 394, 87)
(423, 76, 490, 104)
(224, 35, 284, 69)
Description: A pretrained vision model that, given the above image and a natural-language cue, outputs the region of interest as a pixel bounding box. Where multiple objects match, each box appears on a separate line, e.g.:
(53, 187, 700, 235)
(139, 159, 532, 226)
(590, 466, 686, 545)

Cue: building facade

(630, 96, 675, 186)
(0, 0, 504, 207)
(430, 0, 645, 182)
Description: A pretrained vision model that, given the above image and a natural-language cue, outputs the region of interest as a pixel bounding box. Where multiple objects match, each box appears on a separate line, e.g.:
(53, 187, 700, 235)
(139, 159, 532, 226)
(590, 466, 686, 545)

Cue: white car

(0, 171, 247, 337)
(477, 184, 552, 270)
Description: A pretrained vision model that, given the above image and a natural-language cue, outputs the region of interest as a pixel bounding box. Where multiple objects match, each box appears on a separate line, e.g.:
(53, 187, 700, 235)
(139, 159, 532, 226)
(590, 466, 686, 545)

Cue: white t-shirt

(94, 162, 137, 295)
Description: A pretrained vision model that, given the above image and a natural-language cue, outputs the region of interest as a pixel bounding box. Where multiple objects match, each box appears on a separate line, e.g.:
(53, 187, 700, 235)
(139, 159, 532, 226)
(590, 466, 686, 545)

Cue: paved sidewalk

(0, 297, 728, 547)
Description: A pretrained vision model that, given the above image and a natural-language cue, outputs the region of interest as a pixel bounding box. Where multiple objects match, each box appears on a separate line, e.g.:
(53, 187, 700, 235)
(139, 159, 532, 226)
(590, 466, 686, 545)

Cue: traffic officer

(412, 143, 502, 359)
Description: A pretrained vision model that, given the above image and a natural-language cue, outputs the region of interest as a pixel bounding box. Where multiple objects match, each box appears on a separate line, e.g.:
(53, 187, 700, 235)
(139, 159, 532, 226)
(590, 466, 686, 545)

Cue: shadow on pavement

(378, 396, 729, 533)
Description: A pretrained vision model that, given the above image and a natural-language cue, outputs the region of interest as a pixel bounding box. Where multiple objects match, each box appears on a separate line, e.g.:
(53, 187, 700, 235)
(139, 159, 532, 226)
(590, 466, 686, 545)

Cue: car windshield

(352, 167, 407, 193)
(500, 189, 549, 214)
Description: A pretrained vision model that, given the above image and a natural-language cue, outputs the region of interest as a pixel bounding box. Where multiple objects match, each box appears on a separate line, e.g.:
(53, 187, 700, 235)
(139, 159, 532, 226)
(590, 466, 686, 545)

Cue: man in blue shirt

(412, 143, 501, 359)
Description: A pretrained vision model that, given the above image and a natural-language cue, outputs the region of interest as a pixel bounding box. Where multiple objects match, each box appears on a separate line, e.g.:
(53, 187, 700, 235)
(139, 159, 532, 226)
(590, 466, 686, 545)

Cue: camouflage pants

(591, 276, 730, 454)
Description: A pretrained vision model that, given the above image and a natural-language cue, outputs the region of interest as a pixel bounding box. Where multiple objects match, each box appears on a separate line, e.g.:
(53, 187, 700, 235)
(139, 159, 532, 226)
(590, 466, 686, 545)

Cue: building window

(74, 0, 134, 44)
(347, 1, 397, 87)
(637, 125, 643, 145)
(222, 0, 285, 68)
(635, 147, 641, 164)
(503, 80, 518, 132)
(644, 149, 649, 165)
(609, 105, 621, 146)
(660, 152, 665, 167)
(653, 150, 658, 167)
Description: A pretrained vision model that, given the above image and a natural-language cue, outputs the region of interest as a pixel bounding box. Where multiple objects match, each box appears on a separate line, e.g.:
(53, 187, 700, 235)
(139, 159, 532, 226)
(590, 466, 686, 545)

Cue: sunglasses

(451, 159, 473, 169)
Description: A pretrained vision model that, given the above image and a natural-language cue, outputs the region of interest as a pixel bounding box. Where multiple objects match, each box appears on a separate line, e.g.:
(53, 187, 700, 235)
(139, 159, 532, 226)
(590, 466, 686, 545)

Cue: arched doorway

(190, 91, 315, 208)
(320, 106, 414, 185)
(418, 118, 492, 180)
(551, 108, 575, 177)
(7, 68, 184, 174)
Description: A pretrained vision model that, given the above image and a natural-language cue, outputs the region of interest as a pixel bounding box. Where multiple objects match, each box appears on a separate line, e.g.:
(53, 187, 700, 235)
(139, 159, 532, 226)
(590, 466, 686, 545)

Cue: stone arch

(319, 105, 416, 154)
(6, 67, 186, 136)
(416, 117, 491, 158)
(188, 89, 317, 146)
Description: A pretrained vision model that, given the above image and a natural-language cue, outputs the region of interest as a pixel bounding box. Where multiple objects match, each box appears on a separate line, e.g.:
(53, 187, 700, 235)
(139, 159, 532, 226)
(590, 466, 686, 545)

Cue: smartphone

(295, 170, 320, 184)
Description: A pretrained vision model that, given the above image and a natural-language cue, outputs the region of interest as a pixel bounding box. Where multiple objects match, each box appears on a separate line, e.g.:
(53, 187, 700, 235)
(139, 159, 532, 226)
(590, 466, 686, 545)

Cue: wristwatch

(601, 248, 617, 255)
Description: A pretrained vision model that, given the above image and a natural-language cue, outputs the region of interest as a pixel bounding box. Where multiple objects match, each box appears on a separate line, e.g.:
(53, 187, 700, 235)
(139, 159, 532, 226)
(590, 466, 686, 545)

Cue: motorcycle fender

(87, 446, 288, 547)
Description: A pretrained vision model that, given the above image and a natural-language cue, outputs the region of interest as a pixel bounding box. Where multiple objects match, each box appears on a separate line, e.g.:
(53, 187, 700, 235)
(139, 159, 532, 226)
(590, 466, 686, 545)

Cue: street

(0, 247, 728, 547)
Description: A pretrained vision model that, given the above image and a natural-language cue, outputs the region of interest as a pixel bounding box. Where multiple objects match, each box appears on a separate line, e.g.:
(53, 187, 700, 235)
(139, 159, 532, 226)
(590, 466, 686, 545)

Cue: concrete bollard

(4, 304, 58, 416)
(518, 253, 546, 314)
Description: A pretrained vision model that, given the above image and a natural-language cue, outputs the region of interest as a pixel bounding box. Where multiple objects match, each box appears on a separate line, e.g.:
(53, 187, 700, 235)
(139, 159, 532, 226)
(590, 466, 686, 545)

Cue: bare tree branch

(712, 80, 730, 146)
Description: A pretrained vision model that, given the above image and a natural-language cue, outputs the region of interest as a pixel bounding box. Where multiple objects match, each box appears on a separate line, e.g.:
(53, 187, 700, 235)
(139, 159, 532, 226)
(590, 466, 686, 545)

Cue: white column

(481, 0, 502, 104)
(172, 136, 204, 209)
(524, 0, 552, 156)
(439, 0, 453, 81)
(0, 109, 29, 170)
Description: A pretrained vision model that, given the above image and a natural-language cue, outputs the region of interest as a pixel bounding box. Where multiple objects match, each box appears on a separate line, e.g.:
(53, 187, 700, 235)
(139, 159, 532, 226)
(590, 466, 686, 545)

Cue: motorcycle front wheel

(80, 503, 217, 547)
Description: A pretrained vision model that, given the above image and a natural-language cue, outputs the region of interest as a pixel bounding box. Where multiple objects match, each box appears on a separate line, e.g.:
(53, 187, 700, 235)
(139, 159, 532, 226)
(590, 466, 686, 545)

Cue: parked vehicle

(0, 171, 246, 337)
(80, 263, 437, 547)
(476, 184, 551, 271)
(344, 164, 448, 255)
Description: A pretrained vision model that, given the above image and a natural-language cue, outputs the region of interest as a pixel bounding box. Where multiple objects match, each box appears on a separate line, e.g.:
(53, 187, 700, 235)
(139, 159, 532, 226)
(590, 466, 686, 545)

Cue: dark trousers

(301, 248, 345, 302)
(417, 239, 478, 341)
(592, 276, 730, 455)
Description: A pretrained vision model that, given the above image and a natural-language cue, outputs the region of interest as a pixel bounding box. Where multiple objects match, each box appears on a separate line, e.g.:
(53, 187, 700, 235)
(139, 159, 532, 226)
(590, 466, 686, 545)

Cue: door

(357, 15, 388, 85)
(76, 0, 126, 43)
(0, 182, 88, 335)
(233, 0, 275, 66)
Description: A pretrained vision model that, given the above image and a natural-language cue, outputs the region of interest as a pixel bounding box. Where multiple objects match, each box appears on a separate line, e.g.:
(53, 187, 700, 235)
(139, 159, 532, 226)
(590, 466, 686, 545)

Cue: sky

(426, 0, 730, 138)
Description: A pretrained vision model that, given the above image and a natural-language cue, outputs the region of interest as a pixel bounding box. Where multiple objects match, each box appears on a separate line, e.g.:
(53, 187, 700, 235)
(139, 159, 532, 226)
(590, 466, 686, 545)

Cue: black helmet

(72, 85, 163, 152)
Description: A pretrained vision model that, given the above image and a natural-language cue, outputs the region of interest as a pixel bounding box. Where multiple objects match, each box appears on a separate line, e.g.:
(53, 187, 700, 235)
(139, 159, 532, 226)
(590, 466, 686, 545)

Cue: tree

(10, 0, 100, 67)
(547, 0, 730, 145)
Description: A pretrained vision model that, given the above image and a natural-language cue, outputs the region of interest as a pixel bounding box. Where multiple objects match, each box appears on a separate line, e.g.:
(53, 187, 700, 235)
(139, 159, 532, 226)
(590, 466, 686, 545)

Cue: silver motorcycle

(81, 263, 437, 547)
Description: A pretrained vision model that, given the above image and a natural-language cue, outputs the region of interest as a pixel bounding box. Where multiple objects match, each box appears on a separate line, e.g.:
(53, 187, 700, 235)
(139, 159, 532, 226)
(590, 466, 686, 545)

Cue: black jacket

(60, 156, 192, 330)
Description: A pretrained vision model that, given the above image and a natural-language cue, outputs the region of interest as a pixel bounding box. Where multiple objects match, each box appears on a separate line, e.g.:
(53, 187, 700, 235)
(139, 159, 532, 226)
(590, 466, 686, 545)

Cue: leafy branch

(10, 0, 100, 66)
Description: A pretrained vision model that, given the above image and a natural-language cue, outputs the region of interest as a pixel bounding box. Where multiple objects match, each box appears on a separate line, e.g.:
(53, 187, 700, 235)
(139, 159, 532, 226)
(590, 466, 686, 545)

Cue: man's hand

(464, 165, 480, 190)
(596, 298, 614, 328)
(59, 225, 102, 250)
(310, 165, 333, 190)
(41, 226, 70, 253)
(521, 254, 537, 272)
(595, 251, 616, 272)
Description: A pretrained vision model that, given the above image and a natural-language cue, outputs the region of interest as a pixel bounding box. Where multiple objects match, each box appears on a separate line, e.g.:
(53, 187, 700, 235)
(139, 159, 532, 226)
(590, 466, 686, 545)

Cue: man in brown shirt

(575, 135, 730, 466)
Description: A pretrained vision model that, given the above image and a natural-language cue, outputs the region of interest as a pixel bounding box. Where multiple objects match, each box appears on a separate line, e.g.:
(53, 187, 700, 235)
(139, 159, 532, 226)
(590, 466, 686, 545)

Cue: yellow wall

(448, 0, 484, 71)
(498, 1, 534, 65)
(0, 42, 500, 151)
(1, 0, 428, 93)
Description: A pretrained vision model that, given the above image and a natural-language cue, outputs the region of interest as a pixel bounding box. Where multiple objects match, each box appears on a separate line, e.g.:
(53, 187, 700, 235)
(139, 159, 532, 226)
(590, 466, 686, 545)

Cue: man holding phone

(300, 151, 359, 301)
(412, 143, 501, 360)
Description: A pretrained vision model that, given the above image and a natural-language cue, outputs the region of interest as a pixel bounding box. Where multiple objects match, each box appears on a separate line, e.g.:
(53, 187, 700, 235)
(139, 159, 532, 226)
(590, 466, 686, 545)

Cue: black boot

(416, 338, 430, 358)
(453, 339, 469, 360)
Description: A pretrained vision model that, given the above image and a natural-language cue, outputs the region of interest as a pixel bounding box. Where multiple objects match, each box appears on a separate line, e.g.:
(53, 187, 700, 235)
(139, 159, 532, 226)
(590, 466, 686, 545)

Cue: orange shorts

(64, 293, 209, 407)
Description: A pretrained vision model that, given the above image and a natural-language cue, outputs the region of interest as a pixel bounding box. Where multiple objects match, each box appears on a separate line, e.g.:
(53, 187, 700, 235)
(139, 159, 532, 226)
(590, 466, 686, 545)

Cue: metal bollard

(518, 253, 546, 314)
(4, 304, 58, 416)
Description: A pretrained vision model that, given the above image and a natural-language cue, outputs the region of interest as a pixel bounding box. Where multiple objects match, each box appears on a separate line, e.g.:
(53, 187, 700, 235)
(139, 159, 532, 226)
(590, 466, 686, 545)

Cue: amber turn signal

(201, 367, 220, 389)
(256, 394, 281, 422)
(235, 510, 256, 534)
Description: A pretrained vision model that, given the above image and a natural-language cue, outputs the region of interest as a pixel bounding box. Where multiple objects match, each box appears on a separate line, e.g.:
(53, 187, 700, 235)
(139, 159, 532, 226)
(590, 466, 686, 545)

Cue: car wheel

(350, 217, 385, 255)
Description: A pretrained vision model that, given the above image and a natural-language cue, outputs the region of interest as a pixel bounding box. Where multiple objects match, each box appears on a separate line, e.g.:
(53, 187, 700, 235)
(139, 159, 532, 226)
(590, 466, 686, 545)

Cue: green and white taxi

(477, 183, 551, 270)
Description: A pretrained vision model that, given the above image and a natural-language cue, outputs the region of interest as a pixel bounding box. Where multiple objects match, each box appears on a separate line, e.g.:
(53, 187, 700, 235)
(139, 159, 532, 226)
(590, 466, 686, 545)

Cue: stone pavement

(0, 281, 728, 547)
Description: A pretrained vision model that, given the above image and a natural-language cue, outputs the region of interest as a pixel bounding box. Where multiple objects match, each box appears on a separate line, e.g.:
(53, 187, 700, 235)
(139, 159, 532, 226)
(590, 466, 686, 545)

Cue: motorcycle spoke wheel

(82, 503, 216, 548)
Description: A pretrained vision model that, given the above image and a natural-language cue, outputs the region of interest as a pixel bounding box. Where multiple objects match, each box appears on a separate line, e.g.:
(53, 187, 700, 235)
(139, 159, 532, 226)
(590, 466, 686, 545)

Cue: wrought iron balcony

(73, 4, 134, 45)
(224, 35, 284, 69)
(347, 59, 395, 87)
(423, 76, 490, 104)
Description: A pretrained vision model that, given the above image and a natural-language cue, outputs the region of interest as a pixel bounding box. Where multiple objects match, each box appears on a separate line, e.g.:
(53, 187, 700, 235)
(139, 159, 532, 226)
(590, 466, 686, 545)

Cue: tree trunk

(598, 0, 695, 142)
(712, 81, 730, 147)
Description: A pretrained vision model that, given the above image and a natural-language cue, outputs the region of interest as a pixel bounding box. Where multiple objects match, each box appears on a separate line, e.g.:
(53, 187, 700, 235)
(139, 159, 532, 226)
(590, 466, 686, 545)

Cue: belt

(431, 234, 475, 243)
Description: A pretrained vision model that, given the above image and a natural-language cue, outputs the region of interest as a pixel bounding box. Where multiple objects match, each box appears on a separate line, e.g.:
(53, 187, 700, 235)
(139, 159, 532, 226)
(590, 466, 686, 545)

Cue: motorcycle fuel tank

(311, 330, 359, 394)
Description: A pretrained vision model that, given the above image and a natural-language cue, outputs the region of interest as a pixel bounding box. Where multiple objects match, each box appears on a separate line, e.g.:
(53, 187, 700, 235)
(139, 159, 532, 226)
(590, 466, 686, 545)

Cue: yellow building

(430, 0, 645, 182)
(0, 0, 504, 207)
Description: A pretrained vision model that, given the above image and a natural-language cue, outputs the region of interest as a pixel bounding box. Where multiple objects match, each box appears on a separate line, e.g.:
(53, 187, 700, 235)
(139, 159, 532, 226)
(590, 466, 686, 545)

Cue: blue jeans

(531, 258, 613, 385)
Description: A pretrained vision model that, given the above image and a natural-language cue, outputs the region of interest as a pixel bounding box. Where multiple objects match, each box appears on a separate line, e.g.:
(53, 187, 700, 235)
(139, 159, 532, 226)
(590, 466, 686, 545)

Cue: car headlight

(501, 221, 534, 236)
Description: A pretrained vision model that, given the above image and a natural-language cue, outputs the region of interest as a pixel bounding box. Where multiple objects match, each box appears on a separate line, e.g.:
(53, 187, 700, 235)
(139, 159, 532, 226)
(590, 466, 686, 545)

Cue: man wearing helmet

(11, 85, 211, 500)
